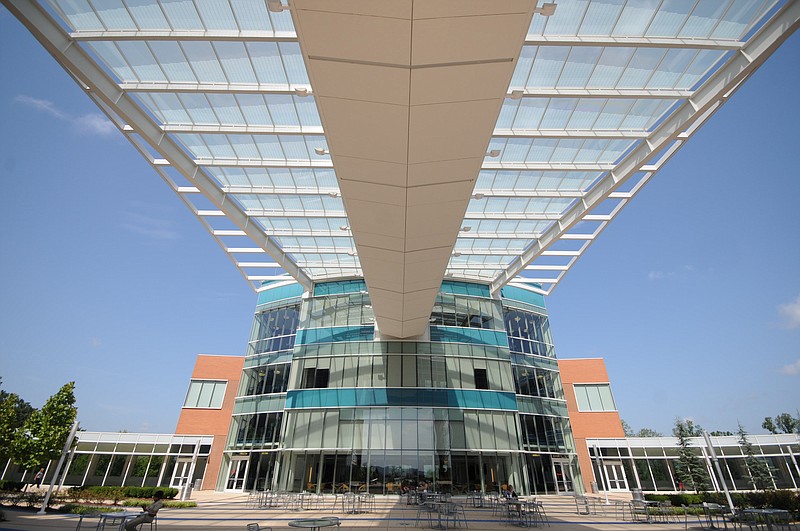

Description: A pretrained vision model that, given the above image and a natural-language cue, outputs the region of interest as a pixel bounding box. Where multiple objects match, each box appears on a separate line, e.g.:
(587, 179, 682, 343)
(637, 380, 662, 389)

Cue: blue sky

(0, 7, 797, 437)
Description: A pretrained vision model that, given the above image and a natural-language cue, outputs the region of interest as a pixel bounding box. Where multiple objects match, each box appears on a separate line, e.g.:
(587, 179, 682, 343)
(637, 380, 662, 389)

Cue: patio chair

(631, 499, 651, 522)
(442, 502, 468, 529)
(574, 495, 591, 515)
(415, 501, 438, 528)
(613, 500, 633, 521)
(533, 501, 552, 527)
(246, 525, 272, 531)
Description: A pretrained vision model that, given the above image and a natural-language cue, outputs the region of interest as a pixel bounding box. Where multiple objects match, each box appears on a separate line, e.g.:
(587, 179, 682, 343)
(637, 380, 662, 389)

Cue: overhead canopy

(5, 0, 798, 337)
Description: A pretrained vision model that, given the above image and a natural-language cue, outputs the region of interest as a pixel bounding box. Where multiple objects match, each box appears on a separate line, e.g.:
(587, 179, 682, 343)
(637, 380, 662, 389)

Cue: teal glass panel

(313, 279, 367, 296)
(286, 388, 518, 411)
(515, 395, 569, 417)
(256, 281, 304, 306)
(501, 286, 546, 309)
(440, 281, 490, 298)
(296, 326, 374, 345)
(233, 394, 287, 415)
(429, 326, 507, 347)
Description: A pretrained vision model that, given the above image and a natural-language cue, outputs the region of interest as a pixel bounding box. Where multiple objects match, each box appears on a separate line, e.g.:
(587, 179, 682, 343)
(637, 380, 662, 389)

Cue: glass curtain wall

(229, 279, 580, 494)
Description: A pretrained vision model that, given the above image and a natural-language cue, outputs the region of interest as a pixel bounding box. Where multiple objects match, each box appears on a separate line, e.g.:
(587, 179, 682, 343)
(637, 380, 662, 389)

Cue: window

(302, 368, 330, 389)
(183, 380, 227, 408)
(474, 368, 489, 390)
(573, 383, 616, 412)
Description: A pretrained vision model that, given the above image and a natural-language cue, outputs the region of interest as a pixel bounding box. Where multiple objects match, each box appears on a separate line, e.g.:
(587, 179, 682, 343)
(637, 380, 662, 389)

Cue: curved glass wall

(226, 279, 580, 494)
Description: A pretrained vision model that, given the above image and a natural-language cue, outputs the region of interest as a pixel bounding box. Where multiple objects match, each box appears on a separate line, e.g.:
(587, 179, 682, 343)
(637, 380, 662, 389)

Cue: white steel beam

(506, 88, 692, 99)
(71, 30, 298, 42)
(163, 124, 324, 135)
(524, 35, 743, 50)
(2, 0, 314, 291)
(120, 81, 312, 94)
(493, 128, 650, 139)
(490, 0, 800, 294)
(471, 190, 632, 199)
(180, 185, 340, 196)
(195, 158, 333, 168)
(482, 162, 617, 171)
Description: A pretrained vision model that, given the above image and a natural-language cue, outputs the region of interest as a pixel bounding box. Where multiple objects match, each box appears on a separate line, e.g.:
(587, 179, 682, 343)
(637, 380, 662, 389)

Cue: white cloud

(74, 113, 117, 136)
(779, 359, 800, 376)
(648, 266, 696, 281)
(14, 94, 115, 136)
(121, 211, 180, 241)
(15, 94, 68, 119)
(778, 294, 800, 329)
(89, 337, 102, 348)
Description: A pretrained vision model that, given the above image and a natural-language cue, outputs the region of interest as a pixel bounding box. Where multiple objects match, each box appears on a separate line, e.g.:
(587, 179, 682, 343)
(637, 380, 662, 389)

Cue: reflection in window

(474, 368, 489, 390)
(302, 368, 330, 389)
(573, 384, 616, 412)
(184, 380, 227, 408)
(245, 363, 291, 396)
(248, 304, 300, 355)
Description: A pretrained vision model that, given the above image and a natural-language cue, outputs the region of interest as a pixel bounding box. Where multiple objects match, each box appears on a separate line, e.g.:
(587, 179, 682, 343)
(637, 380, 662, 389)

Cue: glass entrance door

(170, 459, 191, 490)
(603, 461, 628, 490)
(226, 457, 248, 491)
(553, 459, 574, 494)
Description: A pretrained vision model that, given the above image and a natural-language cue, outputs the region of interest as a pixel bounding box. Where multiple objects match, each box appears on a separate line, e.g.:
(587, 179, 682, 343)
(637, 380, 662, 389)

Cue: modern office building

(3, 0, 798, 497)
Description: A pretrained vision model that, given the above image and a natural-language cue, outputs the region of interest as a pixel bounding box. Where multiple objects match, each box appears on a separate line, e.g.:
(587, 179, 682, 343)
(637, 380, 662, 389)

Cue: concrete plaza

(0, 491, 702, 531)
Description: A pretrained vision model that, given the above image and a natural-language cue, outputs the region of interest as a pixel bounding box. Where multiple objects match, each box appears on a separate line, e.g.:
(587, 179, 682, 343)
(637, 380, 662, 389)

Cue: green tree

(709, 430, 733, 436)
(673, 418, 709, 492)
(0, 378, 35, 427)
(621, 419, 634, 437)
(12, 382, 78, 470)
(637, 428, 663, 437)
(762, 417, 778, 434)
(774, 413, 798, 434)
(0, 379, 35, 462)
(737, 423, 773, 490)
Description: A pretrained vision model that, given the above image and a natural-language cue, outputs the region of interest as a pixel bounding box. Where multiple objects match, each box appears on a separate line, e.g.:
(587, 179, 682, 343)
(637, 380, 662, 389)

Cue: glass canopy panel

(176, 134, 327, 160)
(51, 0, 299, 32)
(497, 97, 679, 132)
(462, 219, 552, 236)
(454, 239, 531, 254)
(38, 0, 789, 293)
(231, 194, 343, 214)
(526, 0, 779, 39)
(253, 217, 350, 234)
(85, 40, 308, 86)
(205, 167, 339, 189)
(467, 197, 575, 216)
(487, 138, 638, 164)
(277, 236, 354, 250)
(514, 46, 727, 91)
(476, 170, 605, 192)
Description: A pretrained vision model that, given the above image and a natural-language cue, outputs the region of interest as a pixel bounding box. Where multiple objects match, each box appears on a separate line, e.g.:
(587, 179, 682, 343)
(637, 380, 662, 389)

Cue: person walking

(32, 468, 45, 488)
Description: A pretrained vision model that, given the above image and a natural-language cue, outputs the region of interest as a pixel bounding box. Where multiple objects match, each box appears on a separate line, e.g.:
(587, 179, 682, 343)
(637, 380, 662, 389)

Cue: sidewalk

(0, 491, 696, 531)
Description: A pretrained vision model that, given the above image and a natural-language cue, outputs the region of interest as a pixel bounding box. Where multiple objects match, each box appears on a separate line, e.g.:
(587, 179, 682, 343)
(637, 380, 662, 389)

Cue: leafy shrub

(121, 486, 178, 500)
(61, 503, 123, 515)
(22, 493, 42, 508)
(121, 498, 196, 509)
(0, 481, 24, 492)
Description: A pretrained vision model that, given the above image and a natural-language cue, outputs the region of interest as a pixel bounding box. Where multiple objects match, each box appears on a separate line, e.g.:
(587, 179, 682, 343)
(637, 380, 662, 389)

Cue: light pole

(38, 420, 79, 514)
(702, 432, 734, 514)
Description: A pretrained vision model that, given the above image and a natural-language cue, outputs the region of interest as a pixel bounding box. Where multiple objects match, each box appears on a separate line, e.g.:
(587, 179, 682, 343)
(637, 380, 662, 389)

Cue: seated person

(124, 490, 164, 531)
(505, 485, 518, 499)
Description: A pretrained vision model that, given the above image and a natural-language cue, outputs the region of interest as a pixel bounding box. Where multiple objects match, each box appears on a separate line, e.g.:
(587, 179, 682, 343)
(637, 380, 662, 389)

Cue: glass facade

(223, 279, 580, 495)
(588, 435, 800, 492)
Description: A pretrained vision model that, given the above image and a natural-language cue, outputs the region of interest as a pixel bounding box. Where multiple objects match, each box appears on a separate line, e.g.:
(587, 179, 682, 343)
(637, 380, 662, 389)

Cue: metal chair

(246, 525, 272, 531)
(415, 501, 438, 528)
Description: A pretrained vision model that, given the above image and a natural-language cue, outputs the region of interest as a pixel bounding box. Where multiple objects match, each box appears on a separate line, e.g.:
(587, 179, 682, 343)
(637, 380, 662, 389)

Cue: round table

(288, 517, 341, 531)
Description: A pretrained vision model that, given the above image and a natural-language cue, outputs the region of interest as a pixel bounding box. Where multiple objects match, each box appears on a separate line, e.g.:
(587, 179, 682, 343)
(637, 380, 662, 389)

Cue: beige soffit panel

(293, 0, 536, 338)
